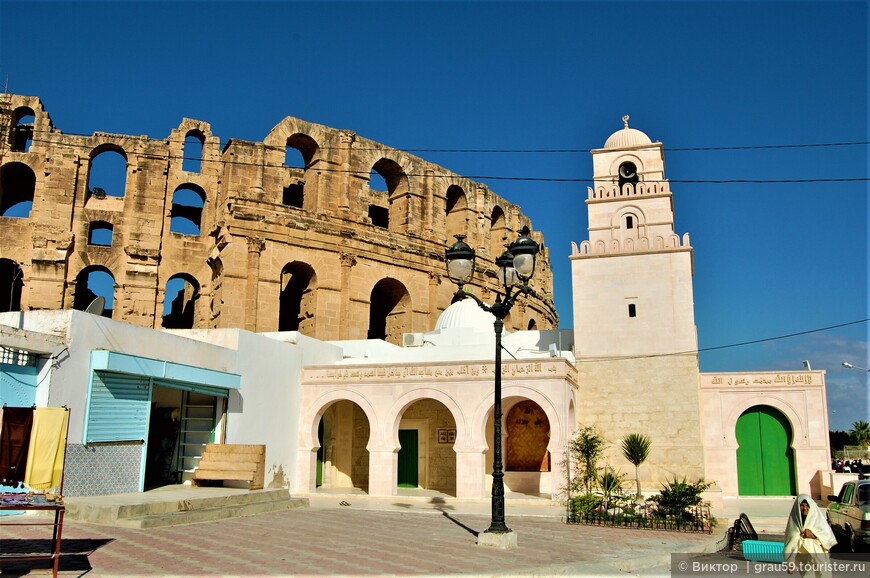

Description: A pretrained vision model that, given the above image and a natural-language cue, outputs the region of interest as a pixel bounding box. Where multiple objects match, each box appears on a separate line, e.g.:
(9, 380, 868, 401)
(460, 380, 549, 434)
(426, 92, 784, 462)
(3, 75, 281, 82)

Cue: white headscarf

(783, 494, 837, 561)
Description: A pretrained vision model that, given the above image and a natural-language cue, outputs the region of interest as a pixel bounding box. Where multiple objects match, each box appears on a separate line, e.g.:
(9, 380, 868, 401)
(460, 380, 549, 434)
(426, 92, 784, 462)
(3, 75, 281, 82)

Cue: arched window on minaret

(618, 161, 638, 193)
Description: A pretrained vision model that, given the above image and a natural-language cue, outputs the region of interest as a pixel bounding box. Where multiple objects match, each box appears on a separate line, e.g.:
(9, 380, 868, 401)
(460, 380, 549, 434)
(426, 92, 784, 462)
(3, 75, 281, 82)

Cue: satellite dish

(84, 296, 105, 316)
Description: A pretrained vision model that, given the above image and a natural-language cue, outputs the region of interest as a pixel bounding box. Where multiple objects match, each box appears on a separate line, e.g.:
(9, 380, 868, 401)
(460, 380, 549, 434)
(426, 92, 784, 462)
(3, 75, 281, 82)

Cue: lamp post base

(477, 529, 518, 549)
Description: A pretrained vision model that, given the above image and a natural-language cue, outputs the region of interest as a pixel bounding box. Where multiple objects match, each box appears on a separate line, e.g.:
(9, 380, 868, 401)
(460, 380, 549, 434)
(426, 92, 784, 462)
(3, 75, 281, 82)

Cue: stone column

(455, 449, 487, 499)
(244, 237, 265, 332)
(367, 449, 397, 497)
(338, 253, 356, 340)
(428, 271, 442, 328)
(338, 131, 356, 212)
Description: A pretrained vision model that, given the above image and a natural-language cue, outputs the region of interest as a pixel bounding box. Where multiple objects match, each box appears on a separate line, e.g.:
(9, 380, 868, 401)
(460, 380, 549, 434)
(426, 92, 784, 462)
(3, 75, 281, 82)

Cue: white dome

(603, 115, 652, 149)
(434, 298, 497, 332)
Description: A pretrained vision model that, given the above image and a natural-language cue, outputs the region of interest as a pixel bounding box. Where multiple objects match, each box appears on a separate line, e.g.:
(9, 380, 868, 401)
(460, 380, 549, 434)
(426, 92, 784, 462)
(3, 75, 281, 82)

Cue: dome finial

(622, 115, 630, 129)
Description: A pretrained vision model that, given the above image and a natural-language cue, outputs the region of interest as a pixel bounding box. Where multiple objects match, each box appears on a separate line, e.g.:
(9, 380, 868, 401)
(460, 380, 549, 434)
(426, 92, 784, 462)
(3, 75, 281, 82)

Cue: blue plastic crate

(741, 539, 785, 563)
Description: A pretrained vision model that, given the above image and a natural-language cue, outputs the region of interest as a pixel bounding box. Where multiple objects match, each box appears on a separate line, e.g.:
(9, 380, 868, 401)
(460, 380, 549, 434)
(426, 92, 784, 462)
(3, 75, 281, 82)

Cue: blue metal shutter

(85, 371, 151, 443)
(151, 378, 229, 398)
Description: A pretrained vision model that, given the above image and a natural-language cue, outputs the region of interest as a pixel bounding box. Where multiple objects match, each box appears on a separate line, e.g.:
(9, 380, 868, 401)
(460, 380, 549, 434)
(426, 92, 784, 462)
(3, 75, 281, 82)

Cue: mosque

(0, 97, 834, 513)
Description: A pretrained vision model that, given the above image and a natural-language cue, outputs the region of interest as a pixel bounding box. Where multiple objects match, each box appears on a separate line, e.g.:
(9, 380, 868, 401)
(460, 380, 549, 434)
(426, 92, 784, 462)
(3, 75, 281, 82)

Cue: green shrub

(648, 476, 712, 527)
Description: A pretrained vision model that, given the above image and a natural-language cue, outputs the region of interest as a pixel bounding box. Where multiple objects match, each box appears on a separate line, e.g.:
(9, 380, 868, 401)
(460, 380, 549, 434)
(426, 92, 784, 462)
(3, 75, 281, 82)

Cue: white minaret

(570, 117, 706, 487)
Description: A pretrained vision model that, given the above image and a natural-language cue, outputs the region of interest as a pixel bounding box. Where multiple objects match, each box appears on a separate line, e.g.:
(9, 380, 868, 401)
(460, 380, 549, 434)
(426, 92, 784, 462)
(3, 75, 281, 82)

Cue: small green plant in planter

(648, 476, 712, 528)
(597, 467, 627, 512)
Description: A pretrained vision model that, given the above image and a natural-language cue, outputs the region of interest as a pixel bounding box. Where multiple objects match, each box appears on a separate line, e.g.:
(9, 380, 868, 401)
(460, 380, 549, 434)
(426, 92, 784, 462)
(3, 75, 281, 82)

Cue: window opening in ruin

(369, 168, 388, 193)
(527, 319, 537, 330)
(0, 259, 24, 312)
(618, 161, 639, 192)
(626, 215, 635, 229)
(445, 185, 468, 241)
(369, 205, 389, 229)
(162, 275, 199, 329)
(11, 109, 35, 153)
(88, 221, 114, 246)
(284, 146, 305, 169)
(368, 278, 410, 344)
(490, 206, 508, 257)
(170, 185, 206, 236)
(0, 162, 36, 217)
(73, 267, 114, 318)
(279, 262, 316, 334)
(88, 149, 127, 198)
(182, 132, 204, 173)
(628, 303, 637, 317)
(283, 184, 304, 208)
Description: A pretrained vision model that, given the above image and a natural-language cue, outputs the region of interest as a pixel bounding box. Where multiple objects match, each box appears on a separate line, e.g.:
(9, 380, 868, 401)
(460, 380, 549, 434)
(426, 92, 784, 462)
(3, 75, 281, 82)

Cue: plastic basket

(741, 539, 785, 563)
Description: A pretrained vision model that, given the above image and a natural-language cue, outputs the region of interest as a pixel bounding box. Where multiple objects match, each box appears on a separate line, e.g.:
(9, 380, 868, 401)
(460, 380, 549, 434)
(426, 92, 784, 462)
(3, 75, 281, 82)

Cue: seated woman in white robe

(783, 494, 837, 578)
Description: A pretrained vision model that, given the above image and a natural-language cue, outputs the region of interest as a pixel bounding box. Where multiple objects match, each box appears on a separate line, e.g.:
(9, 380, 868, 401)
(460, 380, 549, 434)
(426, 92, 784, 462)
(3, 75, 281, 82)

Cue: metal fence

(566, 501, 714, 534)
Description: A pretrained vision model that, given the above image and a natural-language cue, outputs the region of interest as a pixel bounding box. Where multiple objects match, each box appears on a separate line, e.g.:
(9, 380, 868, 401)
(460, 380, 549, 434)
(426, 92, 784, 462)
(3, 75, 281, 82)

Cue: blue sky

(1, 1, 867, 431)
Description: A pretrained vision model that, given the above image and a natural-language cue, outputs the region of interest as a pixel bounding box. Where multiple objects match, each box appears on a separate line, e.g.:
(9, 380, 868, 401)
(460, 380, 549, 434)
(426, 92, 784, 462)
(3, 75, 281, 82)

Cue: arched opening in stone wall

(73, 266, 115, 318)
(367, 278, 411, 345)
(278, 261, 317, 335)
(736, 405, 796, 496)
(283, 134, 319, 210)
(170, 184, 206, 236)
(182, 130, 204, 173)
(10, 107, 35, 153)
(88, 221, 114, 246)
(0, 162, 36, 218)
(369, 158, 409, 233)
(0, 258, 24, 313)
(618, 161, 639, 192)
(162, 273, 200, 329)
(397, 398, 457, 495)
(445, 185, 469, 242)
(527, 318, 537, 330)
(490, 206, 508, 257)
(316, 400, 370, 493)
(88, 147, 127, 199)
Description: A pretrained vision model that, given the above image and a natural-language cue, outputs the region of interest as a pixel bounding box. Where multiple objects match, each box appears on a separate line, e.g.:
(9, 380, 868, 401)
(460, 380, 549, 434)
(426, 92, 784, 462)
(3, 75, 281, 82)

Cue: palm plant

(851, 420, 870, 447)
(621, 433, 651, 498)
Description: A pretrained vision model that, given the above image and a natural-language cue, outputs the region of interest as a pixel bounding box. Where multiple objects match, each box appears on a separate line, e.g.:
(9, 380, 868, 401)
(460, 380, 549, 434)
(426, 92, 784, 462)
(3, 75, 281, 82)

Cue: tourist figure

(783, 494, 836, 578)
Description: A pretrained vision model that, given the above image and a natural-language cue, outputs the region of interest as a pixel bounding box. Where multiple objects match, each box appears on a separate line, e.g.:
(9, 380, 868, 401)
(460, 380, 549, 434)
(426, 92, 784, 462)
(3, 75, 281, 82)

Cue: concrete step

(64, 486, 308, 527)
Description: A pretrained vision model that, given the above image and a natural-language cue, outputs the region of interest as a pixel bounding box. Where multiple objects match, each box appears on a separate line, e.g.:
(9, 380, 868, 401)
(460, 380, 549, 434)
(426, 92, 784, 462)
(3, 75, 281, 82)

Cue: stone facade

(0, 93, 556, 344)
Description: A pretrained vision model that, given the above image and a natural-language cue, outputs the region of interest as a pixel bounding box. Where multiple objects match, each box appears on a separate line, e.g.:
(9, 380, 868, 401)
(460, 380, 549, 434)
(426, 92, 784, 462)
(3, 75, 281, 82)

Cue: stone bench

(192, 444, 265, 490)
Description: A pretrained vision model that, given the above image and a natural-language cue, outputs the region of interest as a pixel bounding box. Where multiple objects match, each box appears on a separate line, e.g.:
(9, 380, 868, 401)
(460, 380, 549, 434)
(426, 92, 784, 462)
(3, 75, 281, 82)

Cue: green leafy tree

(851, 420, 870, 447)
(621, 433, 651, 498)
(568, 426, 606, 495)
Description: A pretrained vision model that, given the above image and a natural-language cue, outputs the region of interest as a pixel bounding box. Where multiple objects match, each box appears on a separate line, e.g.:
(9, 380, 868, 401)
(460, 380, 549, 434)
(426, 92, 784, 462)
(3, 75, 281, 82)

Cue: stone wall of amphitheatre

(0, 94, 557, 343)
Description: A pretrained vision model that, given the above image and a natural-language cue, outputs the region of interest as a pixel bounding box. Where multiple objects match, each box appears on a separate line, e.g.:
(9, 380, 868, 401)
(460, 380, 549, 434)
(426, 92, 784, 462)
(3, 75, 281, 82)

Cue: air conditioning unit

(403, 333, 424, 347)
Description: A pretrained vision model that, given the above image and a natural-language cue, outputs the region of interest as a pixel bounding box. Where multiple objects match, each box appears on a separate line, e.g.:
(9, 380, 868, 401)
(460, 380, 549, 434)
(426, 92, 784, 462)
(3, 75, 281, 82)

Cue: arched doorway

(397, 399, 457, 495)
(736, 405, 796, 496)
(317, 400, 370, 493)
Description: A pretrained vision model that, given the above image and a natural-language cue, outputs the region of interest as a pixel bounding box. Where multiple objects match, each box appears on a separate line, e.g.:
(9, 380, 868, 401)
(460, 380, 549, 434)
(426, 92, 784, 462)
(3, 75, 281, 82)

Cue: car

(827, 480, 870, 553)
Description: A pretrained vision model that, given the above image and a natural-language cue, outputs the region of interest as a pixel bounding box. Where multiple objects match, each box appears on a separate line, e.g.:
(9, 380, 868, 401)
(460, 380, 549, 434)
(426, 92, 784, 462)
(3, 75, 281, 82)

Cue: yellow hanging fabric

(23, 407, 69, 491)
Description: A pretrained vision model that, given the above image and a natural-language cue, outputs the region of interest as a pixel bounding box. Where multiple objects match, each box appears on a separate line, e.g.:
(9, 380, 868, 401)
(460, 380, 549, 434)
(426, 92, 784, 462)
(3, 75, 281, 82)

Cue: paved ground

(1, 506, 725, 577)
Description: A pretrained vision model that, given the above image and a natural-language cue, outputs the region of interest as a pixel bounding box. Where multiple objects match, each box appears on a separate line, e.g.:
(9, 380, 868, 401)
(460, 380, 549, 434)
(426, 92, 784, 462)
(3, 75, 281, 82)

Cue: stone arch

(73, 265, 115, 317)
(0, 258, 24, 312)
(9, 107, 35, 152)
(278, 261, 317, 335)
(367, 277, 411, 345)
(88, 145, 128, 199)
(387, 388, 467, 449)
(169, 183, 207, 236)
(0, 162, 36, 217)
(392, 395, 460, 494)
(724, 396, 804, 447)
(445, 185, 470, 242)
(490, 205, 508, 257)
(505, 399, 551, 472)
(161, 273, 200, 329)
(369, 158, 410, 232)
(283, 133, 321, 210)
(470, 385, 563, 449)
(183, 129, 205, 173)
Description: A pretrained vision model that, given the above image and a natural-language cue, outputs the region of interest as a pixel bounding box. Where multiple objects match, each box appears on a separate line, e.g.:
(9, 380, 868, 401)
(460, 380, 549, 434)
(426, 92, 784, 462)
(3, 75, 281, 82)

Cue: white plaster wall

(572, 251, 697, 357)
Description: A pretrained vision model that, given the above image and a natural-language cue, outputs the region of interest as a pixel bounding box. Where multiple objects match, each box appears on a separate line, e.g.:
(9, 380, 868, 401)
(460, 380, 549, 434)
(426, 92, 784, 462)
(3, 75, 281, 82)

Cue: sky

(0, 0, 867, 431)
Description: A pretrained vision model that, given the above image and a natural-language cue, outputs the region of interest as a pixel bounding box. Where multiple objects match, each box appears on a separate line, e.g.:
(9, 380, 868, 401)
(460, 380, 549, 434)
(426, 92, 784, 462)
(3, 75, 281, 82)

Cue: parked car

(827, 480, 870, 552)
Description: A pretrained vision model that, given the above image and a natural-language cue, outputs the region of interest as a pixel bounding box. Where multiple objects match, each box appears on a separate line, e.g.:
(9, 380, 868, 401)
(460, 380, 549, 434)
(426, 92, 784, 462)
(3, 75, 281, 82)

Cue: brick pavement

(1, 508, 723, 577)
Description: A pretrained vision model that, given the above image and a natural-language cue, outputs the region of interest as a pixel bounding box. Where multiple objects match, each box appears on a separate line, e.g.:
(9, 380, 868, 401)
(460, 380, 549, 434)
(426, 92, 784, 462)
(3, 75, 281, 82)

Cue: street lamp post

(842, 362, 870, 372)
(444, 231, 540, 545)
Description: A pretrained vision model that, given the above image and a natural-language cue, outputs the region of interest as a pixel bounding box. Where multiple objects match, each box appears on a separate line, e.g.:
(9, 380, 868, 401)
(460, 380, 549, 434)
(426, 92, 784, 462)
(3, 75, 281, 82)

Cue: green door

(397, 429, 418, 488)
(736, 406, 796, 496)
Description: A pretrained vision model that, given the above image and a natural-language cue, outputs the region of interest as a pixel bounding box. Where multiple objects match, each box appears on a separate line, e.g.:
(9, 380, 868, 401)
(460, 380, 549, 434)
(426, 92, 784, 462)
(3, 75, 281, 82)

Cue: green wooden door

(397, 429, 418, 488)
(736, 406, 796, 496)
